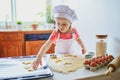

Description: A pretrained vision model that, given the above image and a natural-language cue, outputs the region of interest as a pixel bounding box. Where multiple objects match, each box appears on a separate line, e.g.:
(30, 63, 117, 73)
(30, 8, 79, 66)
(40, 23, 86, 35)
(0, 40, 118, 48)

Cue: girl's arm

(32, 39, 53, 69)
(36, 39, 53, 60)
(76, 38, 86, 54)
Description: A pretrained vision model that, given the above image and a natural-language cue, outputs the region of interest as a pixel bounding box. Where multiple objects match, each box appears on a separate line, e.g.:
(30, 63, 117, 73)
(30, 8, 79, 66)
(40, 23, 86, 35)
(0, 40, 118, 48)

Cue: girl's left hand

(82, 48, 86, 54)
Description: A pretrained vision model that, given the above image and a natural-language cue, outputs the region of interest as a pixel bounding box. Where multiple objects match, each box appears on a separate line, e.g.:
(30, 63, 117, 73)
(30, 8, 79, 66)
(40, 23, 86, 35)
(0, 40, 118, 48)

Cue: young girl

(32, 5, 86, 70)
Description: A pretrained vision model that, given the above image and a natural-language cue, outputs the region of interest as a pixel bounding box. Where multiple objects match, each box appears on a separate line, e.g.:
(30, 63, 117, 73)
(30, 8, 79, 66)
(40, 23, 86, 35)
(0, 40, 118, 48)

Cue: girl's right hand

(82, 48, 86, 54)
(32, 58, 42, 70)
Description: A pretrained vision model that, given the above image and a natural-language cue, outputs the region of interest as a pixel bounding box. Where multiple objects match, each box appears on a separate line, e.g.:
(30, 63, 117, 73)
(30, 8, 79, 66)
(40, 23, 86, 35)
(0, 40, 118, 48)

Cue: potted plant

(46, 4, 54, 24)
(46, 1, 55, 29)
(17, 21, 22, 25)
(31, 22, 38, 30)
(17, 21, 22, 30)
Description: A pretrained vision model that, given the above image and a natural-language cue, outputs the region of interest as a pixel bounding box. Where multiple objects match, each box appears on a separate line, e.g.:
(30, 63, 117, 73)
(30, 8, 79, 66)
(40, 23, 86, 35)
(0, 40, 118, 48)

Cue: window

(0, 0, 67, 28)
(0, 0, 11, 22)
(0, 0, 46, 22)
(16, 0, 46, 22)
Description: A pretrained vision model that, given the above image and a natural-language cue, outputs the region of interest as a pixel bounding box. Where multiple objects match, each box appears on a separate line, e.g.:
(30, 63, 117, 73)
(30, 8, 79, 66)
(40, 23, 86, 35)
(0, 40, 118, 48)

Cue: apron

(55, 30, 75, 54)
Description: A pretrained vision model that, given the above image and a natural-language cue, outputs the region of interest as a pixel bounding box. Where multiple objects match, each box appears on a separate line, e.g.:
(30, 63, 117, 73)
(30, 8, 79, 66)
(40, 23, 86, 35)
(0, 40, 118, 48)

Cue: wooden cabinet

(25, 40, 55, 56)
(24, 30, 55, 56)
(0, 30, 54, 57)
(0, 41, 23, 57)
(0, 32, 23, 57)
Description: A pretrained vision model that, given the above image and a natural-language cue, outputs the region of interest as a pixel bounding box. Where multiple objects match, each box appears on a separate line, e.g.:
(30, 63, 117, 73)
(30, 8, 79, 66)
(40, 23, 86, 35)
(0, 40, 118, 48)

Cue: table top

(0, 55, 120, 80)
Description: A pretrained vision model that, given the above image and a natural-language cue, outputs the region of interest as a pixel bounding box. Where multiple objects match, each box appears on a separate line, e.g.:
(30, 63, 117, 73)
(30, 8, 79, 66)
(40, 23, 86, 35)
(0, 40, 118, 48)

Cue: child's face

(55, 18, 71, 33)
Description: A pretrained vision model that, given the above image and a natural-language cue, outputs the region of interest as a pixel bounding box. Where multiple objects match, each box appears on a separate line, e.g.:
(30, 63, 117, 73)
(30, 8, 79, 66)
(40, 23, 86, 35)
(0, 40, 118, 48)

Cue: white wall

(62, 0, 120, 56)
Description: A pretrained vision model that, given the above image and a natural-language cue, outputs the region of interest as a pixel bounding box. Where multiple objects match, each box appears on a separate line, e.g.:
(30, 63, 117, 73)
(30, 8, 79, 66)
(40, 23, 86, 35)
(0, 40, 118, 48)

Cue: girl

(32, 5, 86, 70)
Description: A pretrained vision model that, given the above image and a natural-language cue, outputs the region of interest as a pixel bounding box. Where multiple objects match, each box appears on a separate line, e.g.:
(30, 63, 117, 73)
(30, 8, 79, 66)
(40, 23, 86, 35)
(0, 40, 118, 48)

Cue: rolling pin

(105, 55, 120, 75)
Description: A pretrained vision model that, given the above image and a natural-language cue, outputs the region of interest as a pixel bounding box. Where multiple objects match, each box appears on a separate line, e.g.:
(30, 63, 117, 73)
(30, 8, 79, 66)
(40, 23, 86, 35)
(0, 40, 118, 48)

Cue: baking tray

(0, 56, 54, 80)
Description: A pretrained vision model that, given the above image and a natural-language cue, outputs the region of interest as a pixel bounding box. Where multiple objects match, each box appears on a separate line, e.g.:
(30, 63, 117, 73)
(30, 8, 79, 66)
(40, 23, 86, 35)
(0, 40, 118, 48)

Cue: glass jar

(85, 52, 95, 59)
(96, 34, 108, 57)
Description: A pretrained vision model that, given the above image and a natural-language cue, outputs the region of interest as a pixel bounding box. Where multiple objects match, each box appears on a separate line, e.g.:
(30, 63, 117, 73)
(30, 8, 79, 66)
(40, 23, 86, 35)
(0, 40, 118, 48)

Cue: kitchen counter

(51, 67, 120, 80)
(40, 69, 120, 80)
(0, 55, 120, 80)
(0, 26, 53, 32)
(33, 54, 120, 80)
(41, 54, 120, 80)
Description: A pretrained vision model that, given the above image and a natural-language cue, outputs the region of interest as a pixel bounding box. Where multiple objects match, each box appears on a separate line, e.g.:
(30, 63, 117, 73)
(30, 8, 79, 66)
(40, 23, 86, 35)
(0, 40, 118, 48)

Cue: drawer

(0, 32, 22, 41)
(25, 40, 55, 55)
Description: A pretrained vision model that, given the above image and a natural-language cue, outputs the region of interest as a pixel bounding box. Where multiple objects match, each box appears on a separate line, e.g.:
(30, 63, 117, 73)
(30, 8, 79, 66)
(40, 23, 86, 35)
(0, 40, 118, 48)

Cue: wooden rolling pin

(105, 55, 120, 75)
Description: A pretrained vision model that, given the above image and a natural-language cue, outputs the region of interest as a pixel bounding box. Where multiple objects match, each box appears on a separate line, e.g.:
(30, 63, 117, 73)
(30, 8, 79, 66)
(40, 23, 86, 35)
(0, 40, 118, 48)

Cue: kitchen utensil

(105, 55, 120, 75)
(0, 56, 53, 80)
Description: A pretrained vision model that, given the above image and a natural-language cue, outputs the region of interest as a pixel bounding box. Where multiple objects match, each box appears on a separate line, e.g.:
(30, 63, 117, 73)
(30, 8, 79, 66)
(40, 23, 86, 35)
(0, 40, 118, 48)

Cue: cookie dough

(22, 61, 35, 72)
(22, 61, 32, 65)
(49, 54, 84, 73)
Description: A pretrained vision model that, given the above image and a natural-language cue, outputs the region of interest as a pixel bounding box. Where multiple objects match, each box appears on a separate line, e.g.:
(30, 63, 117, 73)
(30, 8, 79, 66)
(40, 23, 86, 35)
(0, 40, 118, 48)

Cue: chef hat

(53, 5, 78, 23)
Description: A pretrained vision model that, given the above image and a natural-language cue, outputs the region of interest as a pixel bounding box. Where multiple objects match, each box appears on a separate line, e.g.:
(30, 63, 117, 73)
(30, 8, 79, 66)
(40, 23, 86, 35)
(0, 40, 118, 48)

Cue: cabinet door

(0, 41, 23, 57)
(0, 42, 5, 57)
(26, 40, 55, 56)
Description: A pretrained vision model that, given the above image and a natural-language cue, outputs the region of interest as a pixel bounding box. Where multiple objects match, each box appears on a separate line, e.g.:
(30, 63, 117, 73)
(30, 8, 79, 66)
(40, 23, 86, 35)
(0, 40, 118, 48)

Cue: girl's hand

(32, 58, 42, 70)
(82, 48, 86, 54)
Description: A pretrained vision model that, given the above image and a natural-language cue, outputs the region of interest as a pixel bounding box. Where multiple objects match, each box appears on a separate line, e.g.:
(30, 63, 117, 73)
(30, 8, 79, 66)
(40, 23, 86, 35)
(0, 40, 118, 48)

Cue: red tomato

(84, 60, 91, 65)
(103, 56, 109, 61)
(96, 56, 101, 59)
(94, 59, 101, 65)
(102, 56, 106, 60)
(90, 61, 97, 67)
(108, 55, 114, 59)
(90, 58, 96, 62)
(105, 56, 110, 60)
(99, 58, 105, 63)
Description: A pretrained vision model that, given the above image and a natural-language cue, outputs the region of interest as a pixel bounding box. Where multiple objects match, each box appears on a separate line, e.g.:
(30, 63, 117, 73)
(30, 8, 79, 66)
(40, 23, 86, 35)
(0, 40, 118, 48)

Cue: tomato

(99, 58, 105, 63)
(90, 61, 97, 67)
(108, 55, 114, 60)
(105, 56, 109, 60)
(102, 56, 106, 60)
(94, 59, 101, 65)
(90, 58, 96, 62)
(96, 56, 101, 59)
(84, 60, 91, 65)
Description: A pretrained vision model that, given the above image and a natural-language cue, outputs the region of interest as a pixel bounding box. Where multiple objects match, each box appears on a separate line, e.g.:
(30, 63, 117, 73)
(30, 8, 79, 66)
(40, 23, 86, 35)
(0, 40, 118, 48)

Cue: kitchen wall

(62, 0, 120, 57)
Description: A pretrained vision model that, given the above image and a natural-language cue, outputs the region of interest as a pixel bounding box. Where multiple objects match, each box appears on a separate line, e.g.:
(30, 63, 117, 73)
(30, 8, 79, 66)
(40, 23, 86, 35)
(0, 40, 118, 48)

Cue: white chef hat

(53, 5, 78, 23)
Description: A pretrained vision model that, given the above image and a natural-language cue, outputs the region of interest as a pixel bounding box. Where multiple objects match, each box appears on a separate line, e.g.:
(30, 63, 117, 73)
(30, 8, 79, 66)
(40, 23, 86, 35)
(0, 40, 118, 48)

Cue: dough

(22, 61, 32, 65)
(22, 61, 35, 72)
(27, 67, 35, 72)
(49, 54, 84, 73)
